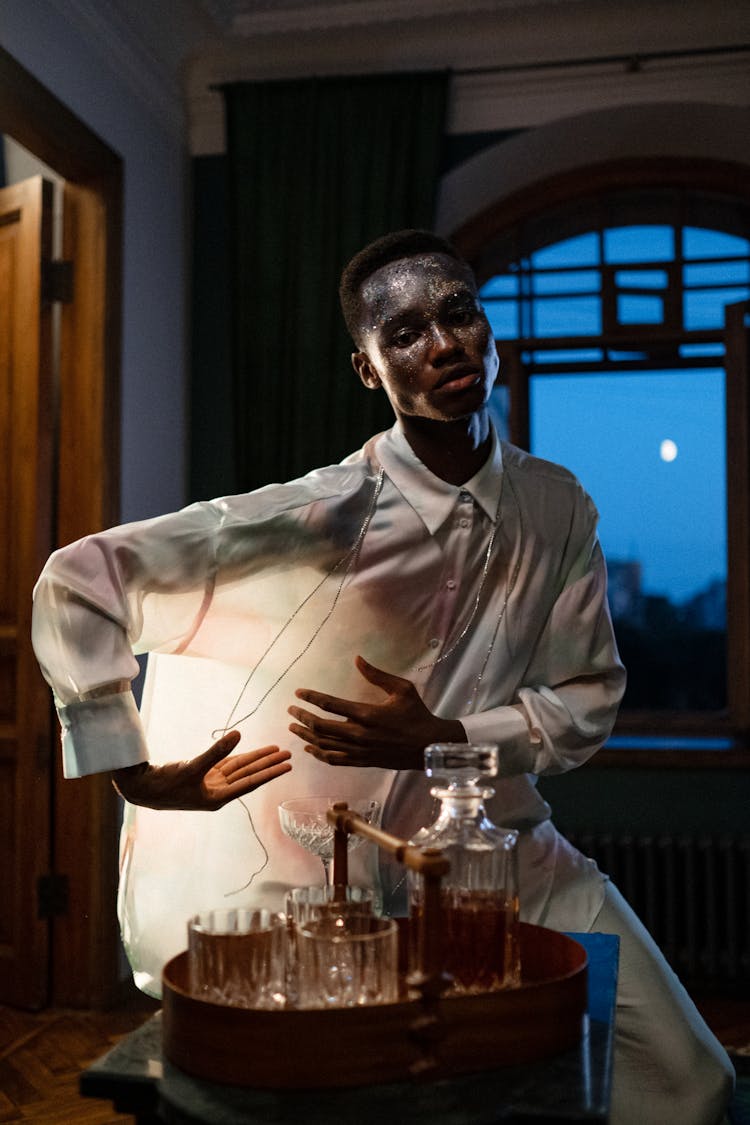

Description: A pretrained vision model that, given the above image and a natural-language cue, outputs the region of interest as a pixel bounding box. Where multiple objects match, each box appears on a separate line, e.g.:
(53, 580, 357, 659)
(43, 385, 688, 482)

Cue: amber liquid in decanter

(408, 744, 521, 995)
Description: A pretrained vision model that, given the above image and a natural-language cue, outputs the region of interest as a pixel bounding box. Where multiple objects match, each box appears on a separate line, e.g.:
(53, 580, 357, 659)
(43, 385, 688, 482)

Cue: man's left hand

(288, 655, 465, 770)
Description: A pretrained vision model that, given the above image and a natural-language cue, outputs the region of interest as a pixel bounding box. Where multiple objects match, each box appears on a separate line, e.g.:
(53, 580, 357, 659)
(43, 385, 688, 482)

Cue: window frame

(454, 158, 750, 766)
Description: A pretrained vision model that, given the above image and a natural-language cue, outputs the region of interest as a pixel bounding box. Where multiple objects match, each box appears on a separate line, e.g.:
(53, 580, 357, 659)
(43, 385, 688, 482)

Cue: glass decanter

(408, 743, 521, 994)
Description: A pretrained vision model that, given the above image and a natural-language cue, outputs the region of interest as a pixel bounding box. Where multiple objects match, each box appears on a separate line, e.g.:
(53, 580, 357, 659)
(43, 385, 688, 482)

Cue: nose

(429, 323, 464, 361)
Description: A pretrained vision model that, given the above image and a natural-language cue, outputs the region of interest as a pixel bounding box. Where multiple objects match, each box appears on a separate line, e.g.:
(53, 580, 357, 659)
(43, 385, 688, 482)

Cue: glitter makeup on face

(360, 254, 479, 334)
(356, 254, 499, 420)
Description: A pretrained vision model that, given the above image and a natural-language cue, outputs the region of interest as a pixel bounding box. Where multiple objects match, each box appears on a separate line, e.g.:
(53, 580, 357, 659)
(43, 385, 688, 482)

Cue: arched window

(473, 183, 750, 756)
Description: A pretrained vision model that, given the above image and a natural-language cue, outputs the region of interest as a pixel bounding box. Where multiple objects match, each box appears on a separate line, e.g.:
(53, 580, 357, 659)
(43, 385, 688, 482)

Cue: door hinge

(41, 259, 74, 303)
(37, 873, 69, 919)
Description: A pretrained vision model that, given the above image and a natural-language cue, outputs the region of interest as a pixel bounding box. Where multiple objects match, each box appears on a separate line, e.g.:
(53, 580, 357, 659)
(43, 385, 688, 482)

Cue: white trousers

(591, 882, 735, 1125)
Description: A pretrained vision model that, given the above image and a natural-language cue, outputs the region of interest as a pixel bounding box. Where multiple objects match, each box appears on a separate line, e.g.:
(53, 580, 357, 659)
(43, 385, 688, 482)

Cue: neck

(398, 410, 493, 485)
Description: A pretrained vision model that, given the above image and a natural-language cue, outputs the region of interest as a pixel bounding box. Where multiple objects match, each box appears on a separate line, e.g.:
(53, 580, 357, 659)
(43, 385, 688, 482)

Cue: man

(32, 230, 732, 1122)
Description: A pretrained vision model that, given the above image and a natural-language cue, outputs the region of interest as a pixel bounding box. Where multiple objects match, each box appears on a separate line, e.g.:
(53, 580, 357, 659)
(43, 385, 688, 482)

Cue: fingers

(287, 704, 363, 739)
(222, 758, 293, 797)
(193, 729, 242, 773)
(303, 745, 354, 767)
(354, 655, 411, 693)
(292, 655, 409, 716)
(206, 747, 293, 808)
(221, 747, 291, 783)
(292, 689, 365, 721)
(289, 721, 359, 753)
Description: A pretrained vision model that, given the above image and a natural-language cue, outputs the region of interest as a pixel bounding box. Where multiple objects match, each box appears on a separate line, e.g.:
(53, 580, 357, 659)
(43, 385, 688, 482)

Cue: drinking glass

(283, 884, 375, 1008)
(278, 796, 381, 886)
(295, 914, 398, 1009)
(187, 907, 287, 1009)
(284, 884, 375, 928)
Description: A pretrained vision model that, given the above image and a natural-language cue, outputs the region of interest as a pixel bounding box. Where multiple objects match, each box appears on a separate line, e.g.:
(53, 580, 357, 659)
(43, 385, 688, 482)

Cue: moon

(660, 439, 678, 462)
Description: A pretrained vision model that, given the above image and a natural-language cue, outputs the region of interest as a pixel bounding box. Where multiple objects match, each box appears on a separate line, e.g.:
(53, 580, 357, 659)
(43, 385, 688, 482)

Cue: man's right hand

(111, 731, 292, 810)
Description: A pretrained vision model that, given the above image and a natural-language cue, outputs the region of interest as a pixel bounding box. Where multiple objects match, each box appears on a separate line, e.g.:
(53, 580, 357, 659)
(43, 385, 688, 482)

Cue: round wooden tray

(162, 922, 587, 1089)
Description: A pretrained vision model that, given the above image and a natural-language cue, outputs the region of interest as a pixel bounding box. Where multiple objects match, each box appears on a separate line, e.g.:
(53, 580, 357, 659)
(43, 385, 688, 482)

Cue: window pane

(615, 269, 669, 289)
(484, 300, 518, 339)
(684, 227, 750, 259)
(608, 349, 649, 361)
(532, 295, 601, 337)
(480, 275, 518, 298)
(684, 261, 750, 287)
(529, 369, 727, 711)
(617, 294, 664, 325)
(531, 233, 599, 268)
(684, 287, 750, 330)
(532, 269, 599, 295)
(531, 348, 603, 364)
(679, 343, 725, 358)
(604, 225, 674, 264)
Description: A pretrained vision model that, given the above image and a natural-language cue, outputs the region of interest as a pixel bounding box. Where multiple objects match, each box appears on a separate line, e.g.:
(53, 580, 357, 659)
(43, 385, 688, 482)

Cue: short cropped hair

(339, 229, 471, 346)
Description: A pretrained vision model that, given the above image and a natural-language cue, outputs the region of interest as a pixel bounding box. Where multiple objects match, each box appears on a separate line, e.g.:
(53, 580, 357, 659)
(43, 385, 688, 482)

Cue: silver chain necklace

(413, 468, 523, 716)
(217, 463, 521, 733)
(219, 461, 523, 898)
(215, 467, 386, 737)
(463, 469, 523, 715)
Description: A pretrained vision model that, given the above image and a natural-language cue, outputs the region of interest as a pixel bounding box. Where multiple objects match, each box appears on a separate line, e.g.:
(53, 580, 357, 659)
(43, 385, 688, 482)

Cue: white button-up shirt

(32, 423, 625, 993)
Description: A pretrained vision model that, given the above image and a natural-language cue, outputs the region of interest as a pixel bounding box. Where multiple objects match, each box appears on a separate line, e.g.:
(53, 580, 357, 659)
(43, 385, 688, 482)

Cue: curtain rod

(453, 42, 750, 78)
(210, 42, 749, 91)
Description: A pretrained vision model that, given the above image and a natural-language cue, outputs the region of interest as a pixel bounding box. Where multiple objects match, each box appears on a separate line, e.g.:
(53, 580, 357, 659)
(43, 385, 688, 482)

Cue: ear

(352, 351, 382, 390)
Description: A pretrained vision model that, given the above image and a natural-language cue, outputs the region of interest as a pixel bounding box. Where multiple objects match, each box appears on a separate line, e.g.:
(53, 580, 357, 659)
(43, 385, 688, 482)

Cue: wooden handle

(327, 803, 451, 995)
(328, 804, 450, 878)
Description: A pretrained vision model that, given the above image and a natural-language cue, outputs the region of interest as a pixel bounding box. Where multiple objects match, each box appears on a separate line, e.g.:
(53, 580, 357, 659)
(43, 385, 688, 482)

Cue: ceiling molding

(198, 0, 588, 36)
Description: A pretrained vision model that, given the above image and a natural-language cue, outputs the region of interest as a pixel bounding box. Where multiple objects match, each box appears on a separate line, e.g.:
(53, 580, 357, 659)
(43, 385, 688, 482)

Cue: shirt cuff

(460, 706, 535, 776)
(58, 692, 149, 778)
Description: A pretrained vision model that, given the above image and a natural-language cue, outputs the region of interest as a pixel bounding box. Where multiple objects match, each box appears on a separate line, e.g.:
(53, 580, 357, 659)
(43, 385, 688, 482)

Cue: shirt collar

(375, 422, 504, 536)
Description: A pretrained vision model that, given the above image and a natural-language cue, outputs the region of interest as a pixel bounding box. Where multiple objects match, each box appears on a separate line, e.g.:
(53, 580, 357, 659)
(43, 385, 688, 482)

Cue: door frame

(1, 45, 123, 1007)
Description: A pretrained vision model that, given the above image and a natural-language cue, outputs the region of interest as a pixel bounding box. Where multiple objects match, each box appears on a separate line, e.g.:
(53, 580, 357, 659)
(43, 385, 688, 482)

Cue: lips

(435, 364, 482, 392)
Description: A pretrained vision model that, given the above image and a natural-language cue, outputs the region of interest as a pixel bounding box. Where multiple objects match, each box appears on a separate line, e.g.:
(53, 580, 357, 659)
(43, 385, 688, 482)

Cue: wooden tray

(162, 921, 587, 1089)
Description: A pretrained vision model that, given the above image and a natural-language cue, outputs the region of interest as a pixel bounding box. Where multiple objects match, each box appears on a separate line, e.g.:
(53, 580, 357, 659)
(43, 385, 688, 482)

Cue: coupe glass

(278, 796, 381, 886)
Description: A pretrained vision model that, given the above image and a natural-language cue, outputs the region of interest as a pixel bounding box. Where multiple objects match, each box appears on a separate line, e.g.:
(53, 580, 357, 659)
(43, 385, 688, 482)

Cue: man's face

(353, 253, 499, 423)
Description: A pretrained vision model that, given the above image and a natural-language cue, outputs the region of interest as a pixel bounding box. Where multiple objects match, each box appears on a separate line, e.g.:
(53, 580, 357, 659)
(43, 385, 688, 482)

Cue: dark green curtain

(222, 72, 448, 491)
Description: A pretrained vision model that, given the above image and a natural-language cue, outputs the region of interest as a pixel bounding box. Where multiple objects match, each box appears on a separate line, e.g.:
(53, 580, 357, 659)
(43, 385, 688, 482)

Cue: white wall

(438, 101, 750, 236)
(1, 0, 211, 522)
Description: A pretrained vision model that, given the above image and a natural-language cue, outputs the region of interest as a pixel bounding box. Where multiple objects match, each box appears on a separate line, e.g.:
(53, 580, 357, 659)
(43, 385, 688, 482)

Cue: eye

(446, 306, 476, 327)
(391, 327, 419, 348)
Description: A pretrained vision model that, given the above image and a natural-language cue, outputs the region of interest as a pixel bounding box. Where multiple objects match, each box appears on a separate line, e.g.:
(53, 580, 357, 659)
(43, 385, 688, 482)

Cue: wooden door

(0, 175, 55, 1008)
(1, 47, 124, 1007)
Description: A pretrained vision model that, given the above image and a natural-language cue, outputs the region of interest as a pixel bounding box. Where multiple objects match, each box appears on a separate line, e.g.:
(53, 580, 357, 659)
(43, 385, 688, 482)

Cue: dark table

(81, 932, 618, 1124)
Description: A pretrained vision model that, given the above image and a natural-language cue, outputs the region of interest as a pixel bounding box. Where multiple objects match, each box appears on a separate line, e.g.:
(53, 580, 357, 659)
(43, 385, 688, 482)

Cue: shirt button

(429, 638, 440, 649)
(459, 518, 470, 528)
(446, 579, 456, 590)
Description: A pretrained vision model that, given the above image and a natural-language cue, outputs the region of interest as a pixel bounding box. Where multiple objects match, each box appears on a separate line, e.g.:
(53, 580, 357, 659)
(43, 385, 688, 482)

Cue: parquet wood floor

(0, 990, 747, 1122)
(0, 1002, 156, 1123)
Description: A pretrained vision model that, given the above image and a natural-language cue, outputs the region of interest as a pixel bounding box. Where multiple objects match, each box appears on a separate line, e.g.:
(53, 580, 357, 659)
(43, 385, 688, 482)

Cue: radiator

(562, 830, 750, 982)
